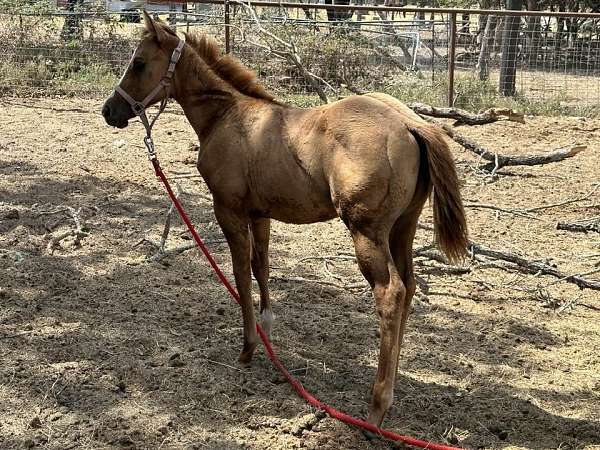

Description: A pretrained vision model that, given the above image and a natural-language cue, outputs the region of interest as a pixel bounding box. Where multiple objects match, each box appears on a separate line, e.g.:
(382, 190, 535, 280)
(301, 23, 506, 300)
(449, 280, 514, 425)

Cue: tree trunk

(525, 0, 541, 67)
(493, 16, 504, 53)
(499, 0, 523, 96)
(477, 15, 497, 80)
(61, 0, 83, 40)
(477, 0, 492, 42)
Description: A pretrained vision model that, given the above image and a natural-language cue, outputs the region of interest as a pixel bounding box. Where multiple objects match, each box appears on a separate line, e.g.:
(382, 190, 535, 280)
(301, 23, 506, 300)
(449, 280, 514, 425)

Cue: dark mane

(184, 33, 276, 102)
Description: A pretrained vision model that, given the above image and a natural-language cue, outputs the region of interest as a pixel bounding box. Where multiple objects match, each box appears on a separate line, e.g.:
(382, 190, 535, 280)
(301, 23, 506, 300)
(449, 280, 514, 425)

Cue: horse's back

(288, 95, 423, 225)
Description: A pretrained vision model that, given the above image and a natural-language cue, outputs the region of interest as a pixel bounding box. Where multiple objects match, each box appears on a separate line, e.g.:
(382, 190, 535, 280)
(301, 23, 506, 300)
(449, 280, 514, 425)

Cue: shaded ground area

(0, 98, 599, 449)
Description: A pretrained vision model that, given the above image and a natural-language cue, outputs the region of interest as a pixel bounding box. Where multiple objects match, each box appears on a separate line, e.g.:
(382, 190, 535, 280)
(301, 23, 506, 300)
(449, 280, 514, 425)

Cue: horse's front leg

(214, 203, 258, 364)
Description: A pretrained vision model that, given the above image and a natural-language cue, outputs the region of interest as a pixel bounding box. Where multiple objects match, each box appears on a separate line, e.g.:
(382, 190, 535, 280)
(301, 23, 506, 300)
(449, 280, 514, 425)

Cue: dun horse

(102, 12, 468, 427)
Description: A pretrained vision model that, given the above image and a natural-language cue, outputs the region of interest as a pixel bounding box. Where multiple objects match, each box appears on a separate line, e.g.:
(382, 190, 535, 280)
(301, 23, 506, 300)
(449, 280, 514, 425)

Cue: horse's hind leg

(388, 211, 420, 379)
(350, 225, 406, 427)
(250, 218, 273, 338)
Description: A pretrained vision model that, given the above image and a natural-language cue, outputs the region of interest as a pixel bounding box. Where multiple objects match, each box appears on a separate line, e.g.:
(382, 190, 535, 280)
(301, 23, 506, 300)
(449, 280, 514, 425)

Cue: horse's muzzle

(102, 95, 132, 129)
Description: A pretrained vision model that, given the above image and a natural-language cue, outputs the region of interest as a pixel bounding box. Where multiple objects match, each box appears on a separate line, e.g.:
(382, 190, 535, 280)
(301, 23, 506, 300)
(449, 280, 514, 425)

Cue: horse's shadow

(260, 280, 600, 449)
(1, 170, 598, 449)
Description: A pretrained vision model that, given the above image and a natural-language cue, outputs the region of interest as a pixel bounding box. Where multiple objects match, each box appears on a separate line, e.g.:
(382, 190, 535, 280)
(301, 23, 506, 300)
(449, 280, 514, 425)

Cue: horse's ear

(142, 10, 168, 43)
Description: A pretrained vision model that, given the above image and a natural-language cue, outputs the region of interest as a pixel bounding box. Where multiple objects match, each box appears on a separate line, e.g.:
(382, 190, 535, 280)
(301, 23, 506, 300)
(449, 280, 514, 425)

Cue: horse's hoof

(361, 429, 379, 441)
(238, 342, 257, 365)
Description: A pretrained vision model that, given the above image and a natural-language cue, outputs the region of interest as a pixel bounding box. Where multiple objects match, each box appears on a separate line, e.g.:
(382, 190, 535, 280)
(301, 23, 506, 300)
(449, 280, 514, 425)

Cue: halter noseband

(114, 36, 185, 159)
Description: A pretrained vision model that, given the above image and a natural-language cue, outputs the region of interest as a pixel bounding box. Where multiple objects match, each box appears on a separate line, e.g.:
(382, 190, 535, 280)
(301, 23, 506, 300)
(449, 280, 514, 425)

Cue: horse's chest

(196, 149, 246, 200)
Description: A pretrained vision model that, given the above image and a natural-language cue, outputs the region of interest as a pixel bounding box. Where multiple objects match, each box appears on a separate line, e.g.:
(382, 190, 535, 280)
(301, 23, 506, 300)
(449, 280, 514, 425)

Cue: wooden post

(448, 12, 457, 106)
(224, 0, 231, 54)
(499, 0, 523, 96)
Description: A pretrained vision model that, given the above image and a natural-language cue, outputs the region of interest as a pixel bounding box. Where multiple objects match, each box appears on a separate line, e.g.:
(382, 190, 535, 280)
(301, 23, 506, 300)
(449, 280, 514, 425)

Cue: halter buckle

(144, 135, 156, 160)
(132, 102, 145, 116)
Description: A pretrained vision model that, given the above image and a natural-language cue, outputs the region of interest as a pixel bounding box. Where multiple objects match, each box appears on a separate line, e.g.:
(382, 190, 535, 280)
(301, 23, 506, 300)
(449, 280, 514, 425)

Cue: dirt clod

(28, 417, 41, 429)
(2, 208, 19, 220)
(168, 354, 185, 367)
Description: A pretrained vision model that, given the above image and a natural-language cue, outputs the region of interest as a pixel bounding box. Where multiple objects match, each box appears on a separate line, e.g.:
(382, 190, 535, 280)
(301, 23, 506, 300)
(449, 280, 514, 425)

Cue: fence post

(224, 0, 231, 54)
(448, 12, 457, 107)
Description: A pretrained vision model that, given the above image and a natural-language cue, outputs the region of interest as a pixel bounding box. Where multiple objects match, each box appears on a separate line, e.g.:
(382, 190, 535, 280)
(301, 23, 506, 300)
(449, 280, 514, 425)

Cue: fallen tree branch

(144, 239, 226, 262)
(139, 184, 226, 262)
(469, 242, 600, 290)
(409, 102, 525, 126)
(465, 185, 600, 221)
(286, 249, 447, 293)
(416, 222, 600, 290)
(525, 185, 600, 213)
(557, 217, 600, 234)
(477, 144, 588, 173)
(423, 117, 587, 174)
(463, 202, 541, 220)
(271, 275, 367, 290)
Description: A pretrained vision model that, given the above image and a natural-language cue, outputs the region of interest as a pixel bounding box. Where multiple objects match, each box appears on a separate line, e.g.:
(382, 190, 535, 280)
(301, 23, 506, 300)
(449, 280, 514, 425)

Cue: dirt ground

(0, 97, 599, 450)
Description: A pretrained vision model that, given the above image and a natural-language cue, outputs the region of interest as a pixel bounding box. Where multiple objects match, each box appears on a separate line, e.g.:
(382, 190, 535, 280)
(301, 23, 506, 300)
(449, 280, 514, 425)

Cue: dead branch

(46, 206, 89, 253)
(139, 184, 225, 262)
(416, 222, 600, 290)
(144, 240, 226, 262)
(469, 242, 600, 290)
(557, 216, 600, 234)
(478, 144, 587, 173)
(271, 275, 368, 290)
(465, 186, 600, 221)
(526, 185, 600, 213)
(425, 117, 587, 174)
(170, 173, 203, 180)
(409, 102, 525, 126)
(233, 0, 333, 103)
(463, 202, 541, 220)
(0, 331, 33, 340)
(290, 254, 357, 275)
(286, 246, 466, 295)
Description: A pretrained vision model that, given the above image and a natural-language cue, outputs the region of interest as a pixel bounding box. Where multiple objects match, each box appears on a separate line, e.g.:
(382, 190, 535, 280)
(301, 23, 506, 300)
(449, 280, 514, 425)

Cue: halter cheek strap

(113, 36, 185, 159)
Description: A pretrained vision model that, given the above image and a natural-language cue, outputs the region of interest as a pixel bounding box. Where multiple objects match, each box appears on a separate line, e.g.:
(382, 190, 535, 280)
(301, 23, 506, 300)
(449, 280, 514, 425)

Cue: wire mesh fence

(454, 12, 600, 108)
(0, 8, 225, 98)
(1, 2, 599, 115)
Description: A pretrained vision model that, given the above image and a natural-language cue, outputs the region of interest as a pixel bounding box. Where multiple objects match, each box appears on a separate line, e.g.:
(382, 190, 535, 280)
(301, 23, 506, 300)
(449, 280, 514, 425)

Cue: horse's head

(102, 11, 181, 128)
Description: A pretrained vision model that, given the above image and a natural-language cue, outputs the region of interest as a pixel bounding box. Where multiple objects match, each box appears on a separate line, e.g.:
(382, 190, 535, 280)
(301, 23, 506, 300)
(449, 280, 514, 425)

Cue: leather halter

(113, 36, 185, 159)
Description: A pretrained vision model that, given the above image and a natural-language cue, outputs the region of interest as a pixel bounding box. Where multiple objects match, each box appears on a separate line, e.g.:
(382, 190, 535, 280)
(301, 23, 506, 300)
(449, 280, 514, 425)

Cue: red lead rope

(151, 158, 463, 450)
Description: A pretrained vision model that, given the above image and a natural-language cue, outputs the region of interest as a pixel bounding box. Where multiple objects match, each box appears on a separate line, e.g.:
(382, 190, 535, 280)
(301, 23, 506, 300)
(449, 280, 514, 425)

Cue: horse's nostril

(102, 103, 110, 118)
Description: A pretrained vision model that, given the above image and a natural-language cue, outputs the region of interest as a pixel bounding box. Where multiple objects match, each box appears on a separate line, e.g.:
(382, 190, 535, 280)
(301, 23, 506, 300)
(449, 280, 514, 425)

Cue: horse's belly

(258, 191, 337, 224)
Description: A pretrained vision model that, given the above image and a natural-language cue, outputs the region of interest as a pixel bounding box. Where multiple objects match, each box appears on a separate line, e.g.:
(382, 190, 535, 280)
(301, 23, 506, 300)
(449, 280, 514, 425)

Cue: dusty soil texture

(1, 97, 599, 450)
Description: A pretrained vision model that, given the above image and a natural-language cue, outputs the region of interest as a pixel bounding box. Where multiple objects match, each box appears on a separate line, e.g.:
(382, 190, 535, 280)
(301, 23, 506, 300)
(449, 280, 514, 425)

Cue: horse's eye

(132, 58, 145, 73)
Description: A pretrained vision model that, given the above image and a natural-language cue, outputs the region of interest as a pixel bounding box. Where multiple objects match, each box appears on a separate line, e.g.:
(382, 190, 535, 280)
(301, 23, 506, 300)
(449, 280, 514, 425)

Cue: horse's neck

(178, 95, 237, 142)
(173, 54, 238, 141)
